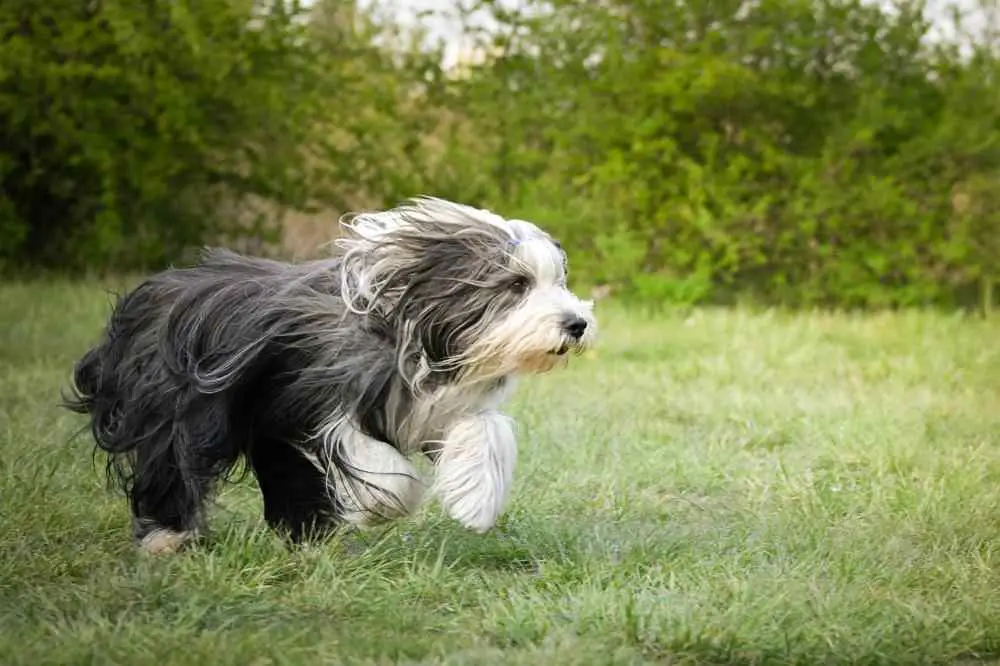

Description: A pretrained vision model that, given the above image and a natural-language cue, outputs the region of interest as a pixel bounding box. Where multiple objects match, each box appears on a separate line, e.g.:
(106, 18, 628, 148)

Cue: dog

(65, 196, 598, 554)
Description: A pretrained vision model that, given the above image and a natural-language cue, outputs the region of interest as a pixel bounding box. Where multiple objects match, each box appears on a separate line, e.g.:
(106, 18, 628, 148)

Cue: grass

(3, 278, 1000, 665)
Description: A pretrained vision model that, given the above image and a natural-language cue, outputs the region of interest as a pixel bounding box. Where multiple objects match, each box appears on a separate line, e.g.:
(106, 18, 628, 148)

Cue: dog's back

(63, 246, 415, 548)
(66, 249, 290, 437)
(66, 250, 330, 496)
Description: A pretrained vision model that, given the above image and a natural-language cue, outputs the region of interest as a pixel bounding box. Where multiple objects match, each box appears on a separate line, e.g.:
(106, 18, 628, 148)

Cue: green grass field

(3, 279, 1000, 665)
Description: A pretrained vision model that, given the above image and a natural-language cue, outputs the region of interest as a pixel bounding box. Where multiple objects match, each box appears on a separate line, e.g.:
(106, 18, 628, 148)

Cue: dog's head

(335, 196, 597, 383)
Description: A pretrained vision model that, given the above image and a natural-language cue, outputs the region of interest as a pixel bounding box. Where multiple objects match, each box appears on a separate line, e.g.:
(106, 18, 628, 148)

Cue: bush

(436, 0, 1000, 309)
(0, 0, 335, 271)
(3, 0, 999, 311)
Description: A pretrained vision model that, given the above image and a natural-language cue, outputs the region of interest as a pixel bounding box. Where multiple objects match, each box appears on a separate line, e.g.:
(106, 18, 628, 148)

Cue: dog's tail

(63, 302, 132, 457)
(63, 282, 164, 454)
(63, 265, 280, 493)
(61, 305, 141, 499)
(64, 344, 102, 417)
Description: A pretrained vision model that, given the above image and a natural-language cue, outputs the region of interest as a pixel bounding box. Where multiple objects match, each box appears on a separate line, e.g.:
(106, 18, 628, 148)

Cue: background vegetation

(4, 4, 1000, 663)
(2, 0, 999, 309)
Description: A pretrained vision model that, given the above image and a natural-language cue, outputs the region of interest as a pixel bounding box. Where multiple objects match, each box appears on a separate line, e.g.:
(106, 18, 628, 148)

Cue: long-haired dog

(65, 197, 597, 554)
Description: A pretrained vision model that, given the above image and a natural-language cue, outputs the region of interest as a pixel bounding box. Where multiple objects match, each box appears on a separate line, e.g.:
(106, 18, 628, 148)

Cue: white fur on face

(461, 221, 597, 378)
(335, 197, 598, 381)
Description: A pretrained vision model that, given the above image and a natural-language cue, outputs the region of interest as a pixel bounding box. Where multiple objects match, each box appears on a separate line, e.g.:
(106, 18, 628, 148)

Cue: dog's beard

(456, 288, 596, 380)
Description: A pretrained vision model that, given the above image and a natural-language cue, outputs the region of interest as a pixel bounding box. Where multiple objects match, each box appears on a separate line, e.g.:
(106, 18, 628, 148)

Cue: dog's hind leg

(248, 437, 341, 542)
(127, 439, 217, 555)
(125, 401, 240, 555)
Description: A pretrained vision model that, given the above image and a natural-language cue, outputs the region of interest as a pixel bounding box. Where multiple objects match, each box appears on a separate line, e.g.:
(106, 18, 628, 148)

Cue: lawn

(2, 278, 1000, 665)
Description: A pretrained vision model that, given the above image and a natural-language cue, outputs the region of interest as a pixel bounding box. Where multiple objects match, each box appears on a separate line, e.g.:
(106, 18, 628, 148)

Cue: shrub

(436, 0, 1000, 309)
(0, 0, 335, 271)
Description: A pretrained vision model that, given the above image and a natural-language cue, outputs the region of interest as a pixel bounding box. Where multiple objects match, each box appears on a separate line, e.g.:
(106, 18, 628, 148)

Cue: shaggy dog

(65, 197, 597, 554)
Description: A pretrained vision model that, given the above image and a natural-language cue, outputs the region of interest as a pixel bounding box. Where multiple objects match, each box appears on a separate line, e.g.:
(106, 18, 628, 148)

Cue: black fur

(63, 205, 521, 546)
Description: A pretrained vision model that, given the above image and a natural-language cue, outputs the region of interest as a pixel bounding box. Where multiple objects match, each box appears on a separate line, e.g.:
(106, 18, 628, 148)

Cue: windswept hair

(64, 196, 597, 550)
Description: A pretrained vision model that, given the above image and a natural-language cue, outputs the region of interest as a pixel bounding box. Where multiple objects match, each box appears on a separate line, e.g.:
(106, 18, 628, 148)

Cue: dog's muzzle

(553, 315, 590, 355)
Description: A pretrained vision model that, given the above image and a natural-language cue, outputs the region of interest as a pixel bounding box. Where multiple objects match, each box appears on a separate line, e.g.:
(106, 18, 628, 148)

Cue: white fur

(310, 379, 520, 532)
(328, 197, 597, 532)
(317, 418, 426, 526)
(460, 225, 597, 378)
(140, 528, 195, 555)
(431, 410, 518, 532)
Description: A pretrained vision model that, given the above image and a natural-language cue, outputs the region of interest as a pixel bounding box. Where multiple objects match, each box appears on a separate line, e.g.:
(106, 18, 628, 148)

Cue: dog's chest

(395, 377, 517, 452)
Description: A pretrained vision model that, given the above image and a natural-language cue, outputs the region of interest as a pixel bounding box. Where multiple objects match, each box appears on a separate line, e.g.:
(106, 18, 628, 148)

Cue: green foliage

(436, 0, 1000, 309)
(2, 0, 999, 309)
(0, 0, 338, 270)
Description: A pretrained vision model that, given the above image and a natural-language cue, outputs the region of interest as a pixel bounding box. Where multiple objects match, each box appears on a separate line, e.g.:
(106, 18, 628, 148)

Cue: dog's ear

(333, 200, 511, 316)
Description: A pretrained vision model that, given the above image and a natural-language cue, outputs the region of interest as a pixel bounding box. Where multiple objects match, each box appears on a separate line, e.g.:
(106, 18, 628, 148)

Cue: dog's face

(460, 216, 596, 376)
(336, 197, 597, 382)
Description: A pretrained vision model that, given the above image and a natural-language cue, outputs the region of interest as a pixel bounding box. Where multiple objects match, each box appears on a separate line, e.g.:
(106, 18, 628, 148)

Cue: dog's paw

(446, 499, 500, 534)
(138, 528, 195, 555)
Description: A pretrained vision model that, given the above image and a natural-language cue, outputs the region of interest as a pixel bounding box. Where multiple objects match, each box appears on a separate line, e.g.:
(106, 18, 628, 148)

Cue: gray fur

(64, 196, 596, 548)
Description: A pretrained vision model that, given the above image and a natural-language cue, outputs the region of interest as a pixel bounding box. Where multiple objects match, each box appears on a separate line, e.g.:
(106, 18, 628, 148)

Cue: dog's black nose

(564, 316, 588, 340)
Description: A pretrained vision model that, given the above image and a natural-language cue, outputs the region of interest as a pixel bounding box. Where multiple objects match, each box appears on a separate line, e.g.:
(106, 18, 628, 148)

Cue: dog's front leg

(432, 411, 518, 533)
(321, 423, 427, 528)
